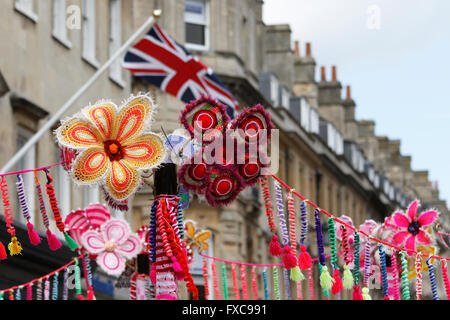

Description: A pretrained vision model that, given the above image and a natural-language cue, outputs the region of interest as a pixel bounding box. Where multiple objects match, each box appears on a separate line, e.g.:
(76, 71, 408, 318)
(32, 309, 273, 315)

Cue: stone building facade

(0, 0, 448, 300)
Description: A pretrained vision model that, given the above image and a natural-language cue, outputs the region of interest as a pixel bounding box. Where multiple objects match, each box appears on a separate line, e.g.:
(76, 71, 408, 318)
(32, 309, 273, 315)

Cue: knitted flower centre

(104, 241, 117, 252)
(104, 140, 124, 161)
(408, 221, 421, 236)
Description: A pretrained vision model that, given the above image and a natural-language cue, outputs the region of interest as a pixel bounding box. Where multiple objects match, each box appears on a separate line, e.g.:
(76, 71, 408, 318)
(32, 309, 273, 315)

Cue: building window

(185, 0, 209, 50)
(53, 0, 72, 48)
(17, 127, 36, 224)
(280, 87, 290, 109)
(82, 0, 99, 68)
(109, 0, 126, 87)
(14, 0, 38, 22)
(270, 75, 279, 106)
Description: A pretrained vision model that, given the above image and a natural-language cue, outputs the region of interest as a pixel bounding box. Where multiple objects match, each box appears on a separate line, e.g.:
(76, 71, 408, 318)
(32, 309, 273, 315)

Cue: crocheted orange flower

(56, 94, 165, 202)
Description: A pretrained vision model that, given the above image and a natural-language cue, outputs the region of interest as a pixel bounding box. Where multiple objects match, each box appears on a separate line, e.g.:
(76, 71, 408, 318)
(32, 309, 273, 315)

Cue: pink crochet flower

(81, 219, 141, 276)
(391, 200, 438, 252)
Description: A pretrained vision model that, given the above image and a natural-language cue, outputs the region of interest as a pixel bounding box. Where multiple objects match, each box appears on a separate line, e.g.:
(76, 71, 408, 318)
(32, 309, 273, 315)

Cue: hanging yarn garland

(296, 281, 302, 300)
(308, 267, 315, 300)
(328, 217, 343, 295)
(390, 249, 400, 300)
(251, 267, 259, 300)
(283, 268, 291, 300)
(314, 208, 333, 291)
(36, 279, 42, 300)
(441, 259, 450, 300)
(82, 254, 95, 300)
(426, 257, 439, 300)
(287, 190, 302, 281)
(52, 272, 59, 300)
(63, 268, 69, 300)
(274, 181, 295, 269)
(202, 258, 210, 300)
(130, 273, 137, 300)
(16, 174, 41, 245)
(260, 176, 282, 256)
(221, 262, 229, 300)
(34, 171, 61, 250)
(341, 225, 353, 290)
(1, 176, 21, 256)
(44, 277, 50, 300)
(352, 232, 363, 300)
(318, 264, 330, 300)
(298, 201, 312, 271)
(231, 264, 240, 300)
(43, 169, 79, 250)
(240, 265, 249, 300)
(15, 287, 21, 300)
(272, 266, 281, 300)
(211, 261, 221, 300)
(399, 250, 410, 300)
(378, 244, 389, 299)
(363, 239, 371, 288)
(149, 201, 157, 266)
(262, 268, 269, 300)
(73, 260, 84, 300)
(415, 254, 423, 300)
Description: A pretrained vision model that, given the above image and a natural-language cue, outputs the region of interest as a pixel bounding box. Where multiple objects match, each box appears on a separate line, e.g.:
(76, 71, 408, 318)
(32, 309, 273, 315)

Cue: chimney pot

(332, 66, 337, 81)
(320, 66, 326, 81)
(294, 41, 299, 56)
(306, 42, 311, 56)
(346, 85, 351, 100)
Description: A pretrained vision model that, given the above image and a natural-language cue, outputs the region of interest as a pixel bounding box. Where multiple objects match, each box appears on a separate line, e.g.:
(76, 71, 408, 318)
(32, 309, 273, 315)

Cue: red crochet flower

(391, 200, 438, 252)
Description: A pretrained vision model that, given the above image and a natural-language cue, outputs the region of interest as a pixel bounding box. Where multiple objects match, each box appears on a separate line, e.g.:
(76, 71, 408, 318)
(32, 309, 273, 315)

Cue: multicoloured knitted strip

(1, 176, 21, 255)
(231, 264, 240, 300)
(274, 181, 289, 245)
(353, 232, 360, 284)
(44, 278, 50, 300)
(202, 257, 210, 300)
(63, 268, 69, 300)
(262, 269, 269, 300)
(15, 287, 21, 300)
(427, 258, 439, 300)
(399, 251, 410, 300)
(16, 174, 31, 221)
(260, 176, 276, 234)
(378, 244, 389, 298)
(52, 272, 59, 300)
(415, 254, 423, 300)
(26, 283, 32, 300)
(328, 217, 338, 270)
(299, 201, 308, 245)
(149, 201, 157, 263)
(441, 259, 450, 300)
(363, 240, 371, 288)
(272, 266, 281, 300)
(283, 268, 291, 300)
(221, 262, 229, 300)
(251, 267, 259, 300)
(390, 249, 400, 300)
(34, 172, 49, 229)
(36, 280, 42, 300)
(240, 265, 249, 300)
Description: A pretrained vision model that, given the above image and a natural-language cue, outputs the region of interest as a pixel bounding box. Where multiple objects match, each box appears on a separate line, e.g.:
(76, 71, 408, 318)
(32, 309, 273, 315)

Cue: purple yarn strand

(16, 174, 31, 221)
(283, 268, 291, 300)
(274, 181, 289, 245)
(363, 240, 371, 287)
(299, 201, 308, 246)
(314, 208, 326, 266)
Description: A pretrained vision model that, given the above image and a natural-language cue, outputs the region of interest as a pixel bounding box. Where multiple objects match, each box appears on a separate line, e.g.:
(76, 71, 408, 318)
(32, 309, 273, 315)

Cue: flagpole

(0, 10, 162, 175)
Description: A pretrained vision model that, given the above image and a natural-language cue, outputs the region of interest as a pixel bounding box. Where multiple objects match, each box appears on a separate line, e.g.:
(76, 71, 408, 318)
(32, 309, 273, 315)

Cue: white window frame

(14, 0, 38, 23)
(82, 0, 100, 68)
(184, 0, 210, 51)
(300, 98, 310, 132)
(310, 108, 319, 134)
(52, 0, 72, 48)
(280, 87, 290, 109)
(109, 0, 126, 87)
(17, 127, 36, 224)
(270, 75, 279, 106)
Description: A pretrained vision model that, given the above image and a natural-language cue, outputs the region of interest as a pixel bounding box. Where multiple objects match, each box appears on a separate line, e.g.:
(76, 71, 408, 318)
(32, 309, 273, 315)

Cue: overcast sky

(263, 0, 450, 207)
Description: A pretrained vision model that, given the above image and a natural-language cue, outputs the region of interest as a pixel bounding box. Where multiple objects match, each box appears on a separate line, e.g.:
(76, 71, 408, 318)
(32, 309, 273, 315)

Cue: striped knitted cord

(63, 268, 69, 300)
(52, 272, 59, 300)
(260, 176, 276, 235)
(328, 217, 338, 270)
(363, 239, 371, 287)
(231, 264, 240, 300)
(240, 265, 249, 300)
(426, 258, 439, 300)
(314, 209, 326, 266)
(44, 170, 65, 233)
(15, 287, 21, 300)
(44, 277, 50, 300)
(221, 262, 229, 300)
(16, 174, 31, 221)
(202, 258, 210, 300)
(83, 255, 93, 287)
(177, 205, 184, 239)
(390, 249, 400, 300)
(296, 281, 302, 300)
(34, 172, 49, 228)
(155, 200, 172, 258)
(399, 250, 410, 300)
(341, 225, 350, 265)
(211, 261, 221, 300)
(353, 232, 360, 284)
(441, 259, 450, 300)
(251, 267, 259, 300)
(415, 254, 423, 300)
(1, 176, 16, 237)
(299, 201, 308, 246)
(378, 244, 389, 298)
(169, 200, 180, 239)
(308, 268, 315, 300)
(36, 279, 42, 300)
(74, 263, 83, 298)
(262, 269, 269, 300)
(283, 268, 291, 300)
(287, 191, 297, 255)
(149, 201, 157, 262)
(26, 283, 32, 300)
(272, 266, 281, 300)
(274, 181, 289, 245)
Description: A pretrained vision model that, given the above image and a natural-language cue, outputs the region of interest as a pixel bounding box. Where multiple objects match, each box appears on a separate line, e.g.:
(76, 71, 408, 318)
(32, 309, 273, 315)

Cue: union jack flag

(122, 24, 239, 118)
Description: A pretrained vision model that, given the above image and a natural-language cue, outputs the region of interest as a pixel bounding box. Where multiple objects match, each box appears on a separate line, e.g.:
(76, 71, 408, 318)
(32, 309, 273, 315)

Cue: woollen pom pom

(298, 245, 312, 270)
(8, 236, 22, 255)
(0, 242, 7, 260)
(282, 245, 297, 269)
(343, 264, 354, 290)
(269, 235, 283, 256)
(290, 266, 304, 282)
(26, 222, 41, 246)
(352, 284, 363, 300)
(171, 256, 183, 273)
(46, 229, 61, 251)
(319, 265, 334, 291)
(331, 269, 343, 295)
(362, 287, 372, 300)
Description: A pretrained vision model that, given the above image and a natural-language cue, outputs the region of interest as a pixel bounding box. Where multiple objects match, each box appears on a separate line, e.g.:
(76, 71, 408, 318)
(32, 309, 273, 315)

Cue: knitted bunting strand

(44, 277, 50, 300)
(299, 201, 308, 245)
(251, 267, 259, 300)
(363, 239, 371, 288)
(390, 249, 400, 300)
(231, 264, 240, 300)
(328, 217, 338, 270)
(426, 258, 439, 300)
(211, 261, 221, 300)
(262, 269, 269, 300)
(36, 280, 42, 300)
(240, 265, 249, 300)
(272, 266, 281, 300)
(63, 268, 69, 301)
(1, 176, 21, 256)
(221, 262, 229, 300)
(308, 268, 315, 300)
(16, 174, 41, 245)
(260, 176, 282, 256)
(415, 254, 423, 300)
(202, 258, 210, 300)
(15, 287, 21, 300)
(26, 283, 32, 300)
(399, 250, 410, 300)
(287, 190, 302, 281)
(52, 272, 59, 300)
(352, 232, 363, 300)
(283, 268, 291, 300)
(441, 259, 450, 300)
(378, 244, 389, 299)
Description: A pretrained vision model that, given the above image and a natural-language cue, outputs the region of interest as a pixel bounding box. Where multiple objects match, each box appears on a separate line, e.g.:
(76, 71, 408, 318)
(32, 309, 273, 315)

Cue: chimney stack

(332, 65, 337, 81)
(294, 40, 300, 56)
(306, 42, 311, 57)
(346, 85, 351, 100)
(320, 66, 326, 82)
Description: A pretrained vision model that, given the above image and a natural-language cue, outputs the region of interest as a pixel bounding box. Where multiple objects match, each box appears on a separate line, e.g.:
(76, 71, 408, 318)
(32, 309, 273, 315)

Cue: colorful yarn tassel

(426, 258, 439, 300)
(362, 287, 372, 300)
(342, 264, 353, 289)
(16, 174, 40, 245)
(282, 245, 297, 269)
(319, 265, 334, 291)
(331, 269, 343, 295)
(0, 242, 6, 260)
(399, 251, 410, 300)
(1, 177, 22, 255)
(352, 284, 363, 300)
(441, 259, 450, 300)
(298, 245, 312, 270)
